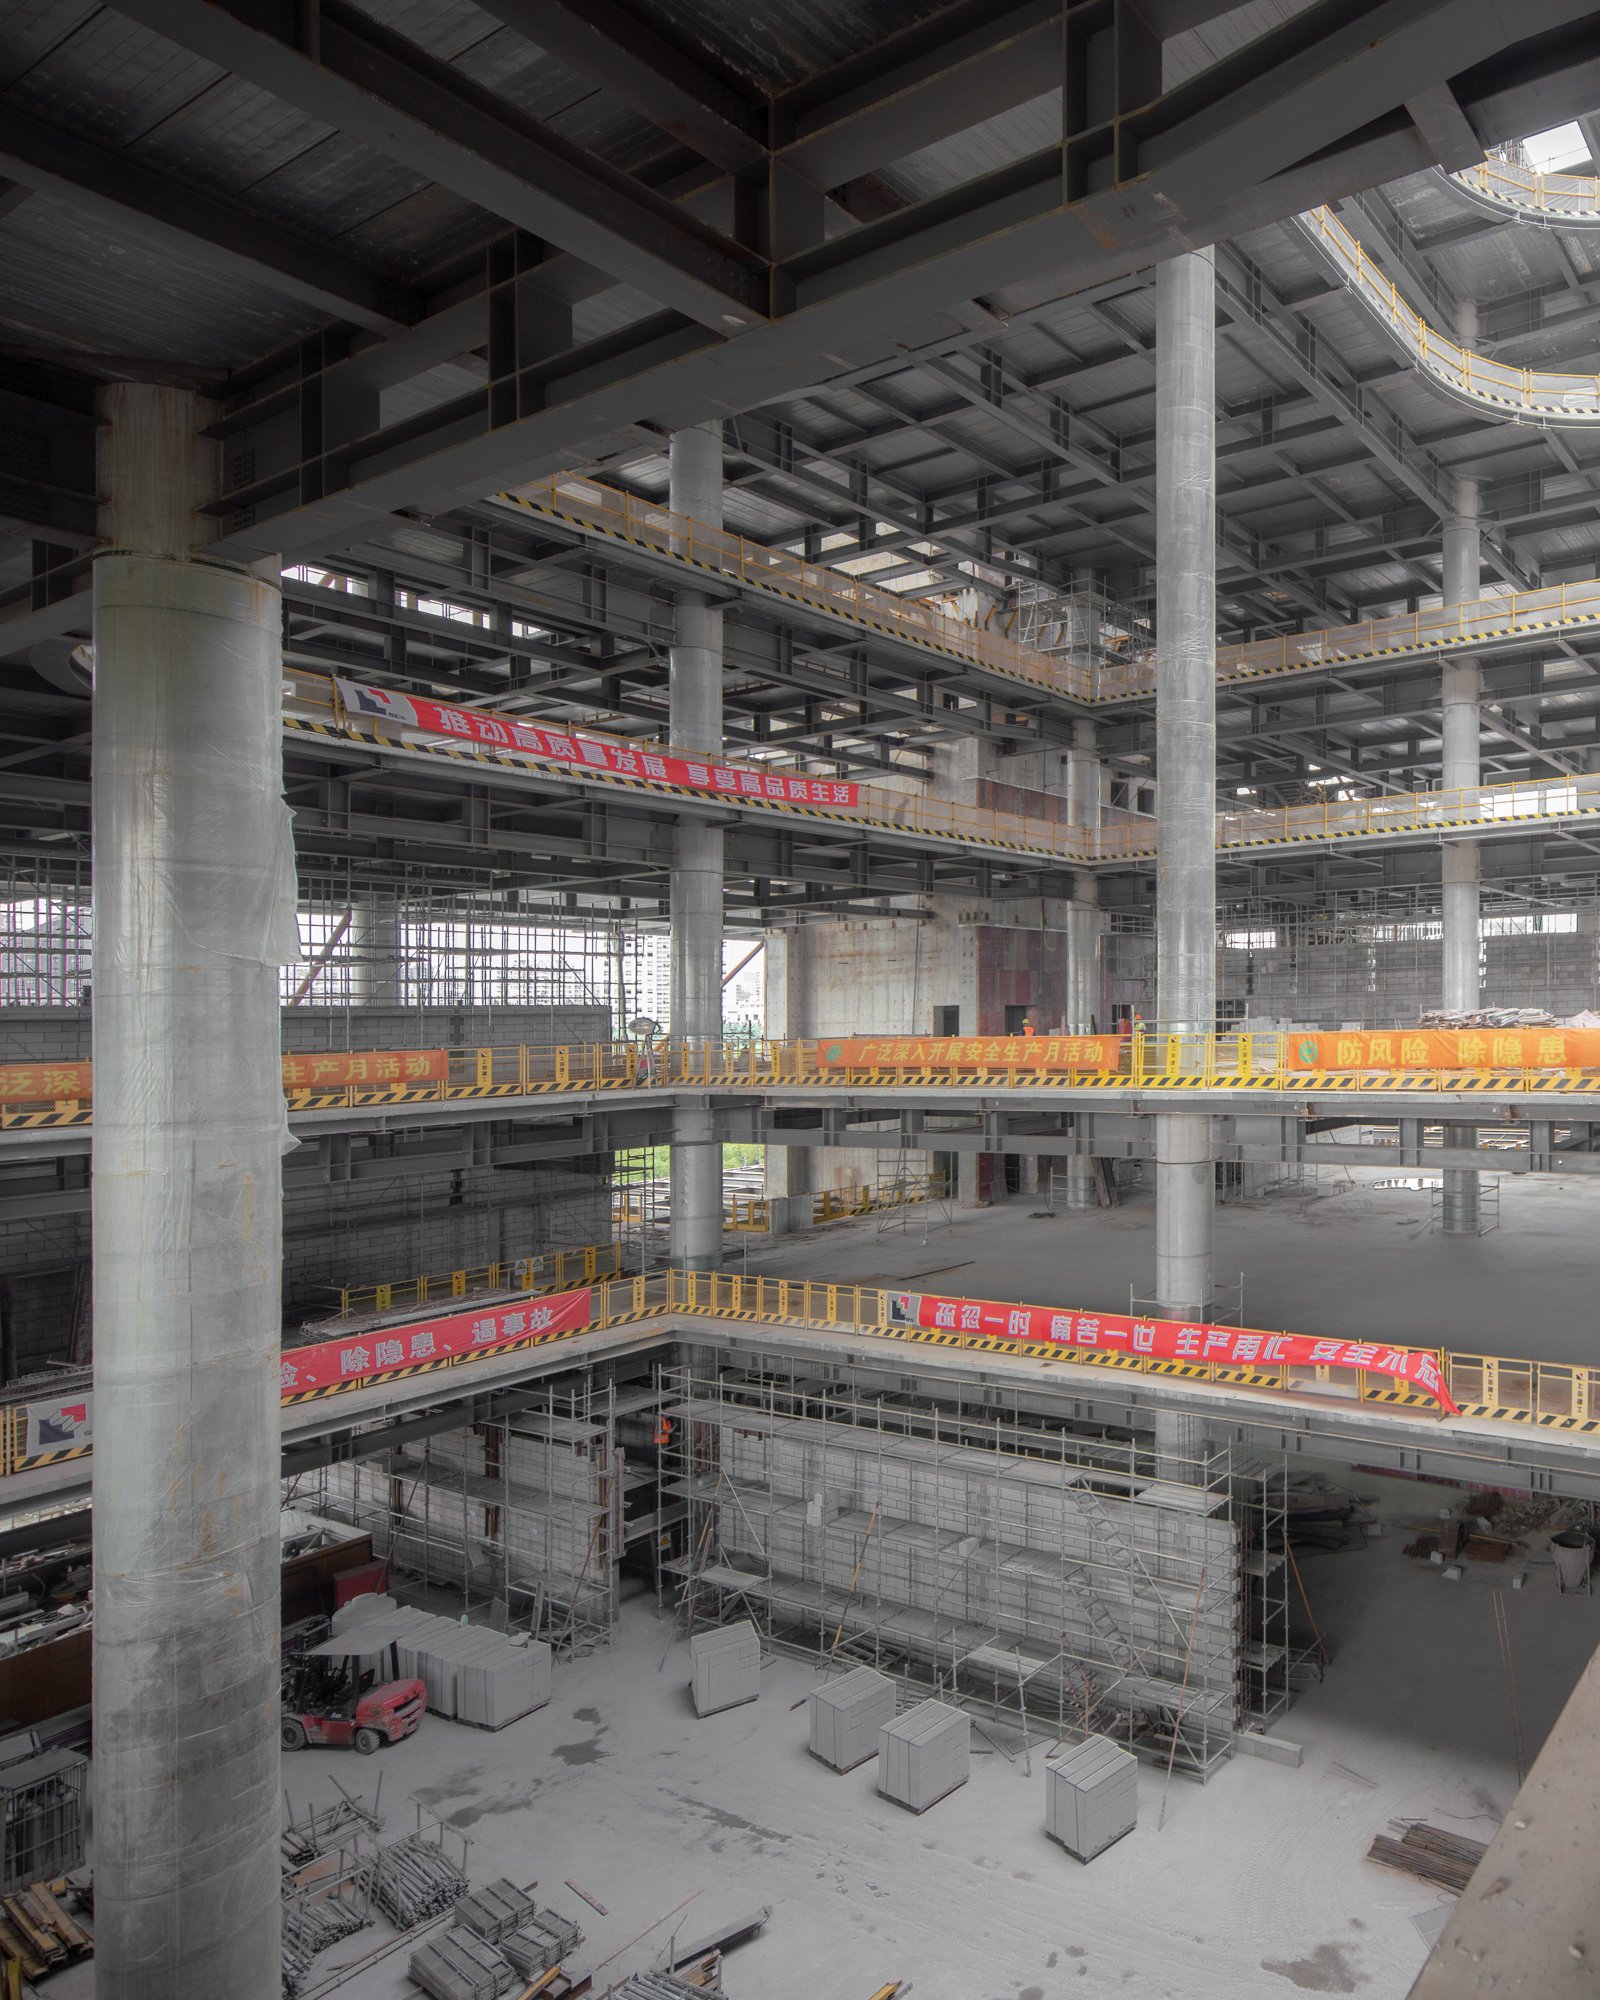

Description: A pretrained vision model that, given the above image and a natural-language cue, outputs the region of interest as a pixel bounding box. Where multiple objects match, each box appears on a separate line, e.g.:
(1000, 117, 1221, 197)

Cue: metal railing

(292, 661, 1600, 870)
(1100, 576, 1600, 698)
(7, 1267, 1596, 1478)
(11, 1031, 1600, 1125)
(336, 1241, 622, 1319)
(1301, 204, 1600, 423)
(1449, 156, 1600, 223)
(288, 667, 1094, 866)
(500, 475, 1099, 705)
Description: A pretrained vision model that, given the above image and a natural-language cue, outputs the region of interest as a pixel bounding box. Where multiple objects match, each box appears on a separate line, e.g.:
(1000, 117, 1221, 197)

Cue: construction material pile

(370, 1832, 468, 1928)
(337, 1596, 551, 1729)
(0, 1881, 92, 1985)
(1366, 1821, 1487, 1893)
(409, 1881, 586, 1998)
(281, 1882, 369, 1995)
(1417, 1006, 1559, 1029)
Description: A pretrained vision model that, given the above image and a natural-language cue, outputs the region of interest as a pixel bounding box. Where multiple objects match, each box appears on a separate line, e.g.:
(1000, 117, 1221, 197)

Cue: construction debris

(1366, 1822, 1488, 1894)
(564, 1879, 608, 1915)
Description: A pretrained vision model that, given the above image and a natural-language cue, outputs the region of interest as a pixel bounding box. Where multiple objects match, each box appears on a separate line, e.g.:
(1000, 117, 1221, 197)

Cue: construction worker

(654, 1414, 673, 1448)
(1021, 1017, 1037, 1037)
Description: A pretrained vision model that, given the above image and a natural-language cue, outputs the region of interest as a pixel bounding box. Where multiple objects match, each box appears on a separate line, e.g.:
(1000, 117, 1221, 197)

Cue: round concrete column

(92, 384, 290, 1998)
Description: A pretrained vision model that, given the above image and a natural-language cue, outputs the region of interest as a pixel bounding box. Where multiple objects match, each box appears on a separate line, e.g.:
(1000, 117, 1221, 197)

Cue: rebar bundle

(369, 1833, 468, 1928)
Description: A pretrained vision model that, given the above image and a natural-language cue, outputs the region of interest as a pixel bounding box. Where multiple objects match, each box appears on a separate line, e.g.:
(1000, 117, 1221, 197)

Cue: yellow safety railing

(9, 1266, 1598, 1477)
(12, 1031, 1600, 1128)
(336, 1241, 622, 1319)
(1451, 156, 1600, 222)
(721, 1172, 950, 1231)
(1301, 204, 1600, 423)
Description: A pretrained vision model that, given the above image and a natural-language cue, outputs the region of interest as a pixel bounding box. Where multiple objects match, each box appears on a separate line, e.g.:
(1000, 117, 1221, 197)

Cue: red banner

(820, 1035, 1119, 1071)
(0, 1063, 91, 1102)
(882, 1290, 1458, 1413)
(337, 680, 860, 809)
(280, 1287, 594, 1396)
(281, 1049, 448, 1090)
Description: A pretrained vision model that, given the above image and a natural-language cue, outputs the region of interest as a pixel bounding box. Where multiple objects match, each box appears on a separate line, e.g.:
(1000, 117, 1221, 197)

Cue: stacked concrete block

(690, 1621, 761, 1716)
(808, 1667, 896, 1772)
(877, 1699, 969, 1813)
(1045, 1735, 1138, 1860)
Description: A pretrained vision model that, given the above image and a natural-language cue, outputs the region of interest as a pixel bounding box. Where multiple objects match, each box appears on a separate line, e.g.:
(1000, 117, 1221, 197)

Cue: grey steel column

(668, 422, 725, 1270)
(92, 385, 291, 1998)
(1064, 717, 1102, 1210)
(1153, 251, 1218, 1479)
(1441, 470, 1481, 1234)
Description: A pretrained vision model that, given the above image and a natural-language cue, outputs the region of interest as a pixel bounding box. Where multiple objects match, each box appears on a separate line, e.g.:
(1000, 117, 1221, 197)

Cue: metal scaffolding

(657, 1359, 1288, 1780)
(310, 1377, 623, 1656)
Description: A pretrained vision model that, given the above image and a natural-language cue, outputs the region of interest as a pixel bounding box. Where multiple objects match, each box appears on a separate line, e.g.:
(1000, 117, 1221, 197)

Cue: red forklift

(280, 1615, 425, 1754)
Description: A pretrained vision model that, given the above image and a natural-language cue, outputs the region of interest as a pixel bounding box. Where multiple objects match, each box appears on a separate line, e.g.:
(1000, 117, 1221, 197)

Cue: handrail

(9, 1265, 1597, 1479)
(498, 476, 1100, 707)
(10, 1032, 1600, 1126)
(291, 662, 1600, 868)
(1298, 204, 1600, 424)
(336, 1241, 622, 1319)
(488, 471, 1600, 704)
(1445, 157, 1600, 227)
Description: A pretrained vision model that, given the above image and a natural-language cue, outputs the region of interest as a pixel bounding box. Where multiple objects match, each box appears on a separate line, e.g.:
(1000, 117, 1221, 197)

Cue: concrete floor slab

(734, 1170, 1600, 1371)
(65, 1469, 1588, 2000)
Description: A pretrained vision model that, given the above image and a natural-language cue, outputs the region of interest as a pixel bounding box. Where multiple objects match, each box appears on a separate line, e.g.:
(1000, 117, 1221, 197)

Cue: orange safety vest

(654, 1416, 673, 1447)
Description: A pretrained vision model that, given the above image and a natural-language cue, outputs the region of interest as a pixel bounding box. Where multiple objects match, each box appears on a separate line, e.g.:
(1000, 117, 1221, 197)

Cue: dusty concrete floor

(732, 1169, 1600, 1370)
(170, 1468, 1598, 2000)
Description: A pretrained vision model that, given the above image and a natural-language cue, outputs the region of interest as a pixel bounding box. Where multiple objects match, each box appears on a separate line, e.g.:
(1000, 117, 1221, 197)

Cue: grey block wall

(0, 1004, 612, 1368)
(700, 1407, 1241, 1729)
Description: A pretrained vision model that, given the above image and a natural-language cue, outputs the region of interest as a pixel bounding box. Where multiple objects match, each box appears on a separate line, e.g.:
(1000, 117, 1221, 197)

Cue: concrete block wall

(284, 1004, 611, 1051)
(316, 1415, 619, 1632)
(285, 1162, 610, 1328)
(1221, 927, 1600, 1030)
(711, 1416, 1239, 1721)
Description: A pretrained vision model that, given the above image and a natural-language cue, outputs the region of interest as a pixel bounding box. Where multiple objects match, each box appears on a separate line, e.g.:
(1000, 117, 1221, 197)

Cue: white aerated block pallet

(807, 1667, 896, 1772)
(690, 1621, 761, 1717)
(1045, 1734, 1138, 1861)
(877, 1699, 969, 1814)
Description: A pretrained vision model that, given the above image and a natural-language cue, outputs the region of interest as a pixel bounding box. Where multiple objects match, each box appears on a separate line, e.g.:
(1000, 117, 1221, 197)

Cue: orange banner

(280, 1048, 449, 1089)
(819, 1035, 1119, 1071)
(0, 1063, 91, 1102)
(1287, 1028, 1600, 1071)
(0, 1050, 452, 1102)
